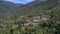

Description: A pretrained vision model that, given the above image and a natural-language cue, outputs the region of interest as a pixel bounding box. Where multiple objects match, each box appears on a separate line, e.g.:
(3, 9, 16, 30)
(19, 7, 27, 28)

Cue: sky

(4, 0, 35, 4)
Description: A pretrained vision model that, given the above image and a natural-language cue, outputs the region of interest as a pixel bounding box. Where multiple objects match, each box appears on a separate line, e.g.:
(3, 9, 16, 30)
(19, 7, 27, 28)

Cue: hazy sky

(4, 0, 35, 4)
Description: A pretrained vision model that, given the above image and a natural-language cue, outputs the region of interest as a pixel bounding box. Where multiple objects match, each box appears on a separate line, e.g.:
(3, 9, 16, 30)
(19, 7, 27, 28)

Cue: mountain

(0, 0, 60, 17)
(0, 0, 60, 34)
(0, 1, 22, 14)
(12, 0, 57, 16)
(0, 1, 24, 19)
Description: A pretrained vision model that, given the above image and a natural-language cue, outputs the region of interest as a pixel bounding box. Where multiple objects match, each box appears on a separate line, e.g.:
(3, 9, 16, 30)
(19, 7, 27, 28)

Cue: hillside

(0, 0, 23, 19)
(12, 0, 57, 16)
(0, 0, 60, 34)
(0, 1, 22, 15)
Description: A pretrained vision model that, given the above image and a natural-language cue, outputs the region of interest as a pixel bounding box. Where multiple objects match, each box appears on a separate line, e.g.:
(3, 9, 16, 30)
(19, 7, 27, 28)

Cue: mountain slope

(0, 1, 24, 19)
(0, 1, 21, 14)
(12, 0, 57, 16)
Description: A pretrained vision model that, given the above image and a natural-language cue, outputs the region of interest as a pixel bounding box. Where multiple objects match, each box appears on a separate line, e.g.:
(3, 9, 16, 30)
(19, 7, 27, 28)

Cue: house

(33, 16, 41, 22)
(33, 20, 40, 22)
(22, 19, 35, 26)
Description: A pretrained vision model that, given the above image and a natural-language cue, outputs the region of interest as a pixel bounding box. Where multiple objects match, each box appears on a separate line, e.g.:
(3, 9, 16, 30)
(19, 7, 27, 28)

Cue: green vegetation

(0, 0, 60, 34)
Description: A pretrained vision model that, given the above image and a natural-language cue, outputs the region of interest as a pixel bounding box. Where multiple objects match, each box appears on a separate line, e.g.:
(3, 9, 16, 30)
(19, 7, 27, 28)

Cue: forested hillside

(0, 0, 21, 18)
(0, 0, 60, 34)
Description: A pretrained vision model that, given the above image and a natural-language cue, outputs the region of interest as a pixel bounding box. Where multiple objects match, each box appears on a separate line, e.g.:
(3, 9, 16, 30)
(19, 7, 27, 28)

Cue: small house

(22, 19, 35, 26)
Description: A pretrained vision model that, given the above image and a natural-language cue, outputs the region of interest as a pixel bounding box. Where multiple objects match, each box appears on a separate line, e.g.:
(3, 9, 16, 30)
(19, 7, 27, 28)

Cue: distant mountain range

(12, 0, 57, 15)
(0, 0, 48, 14)
(0, 0, 60, 19)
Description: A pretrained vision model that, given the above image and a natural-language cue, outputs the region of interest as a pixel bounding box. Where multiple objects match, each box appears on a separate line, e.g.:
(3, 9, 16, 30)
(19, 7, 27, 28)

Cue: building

(22, 19, 35, 26)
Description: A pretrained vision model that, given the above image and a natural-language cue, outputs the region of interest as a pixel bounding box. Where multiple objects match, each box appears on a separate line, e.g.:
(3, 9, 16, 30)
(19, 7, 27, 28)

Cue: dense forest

(0, 0, 60, 34)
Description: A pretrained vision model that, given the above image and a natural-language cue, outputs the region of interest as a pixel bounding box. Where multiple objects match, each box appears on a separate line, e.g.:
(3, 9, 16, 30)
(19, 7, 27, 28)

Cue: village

(19, 15, 47, 27)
